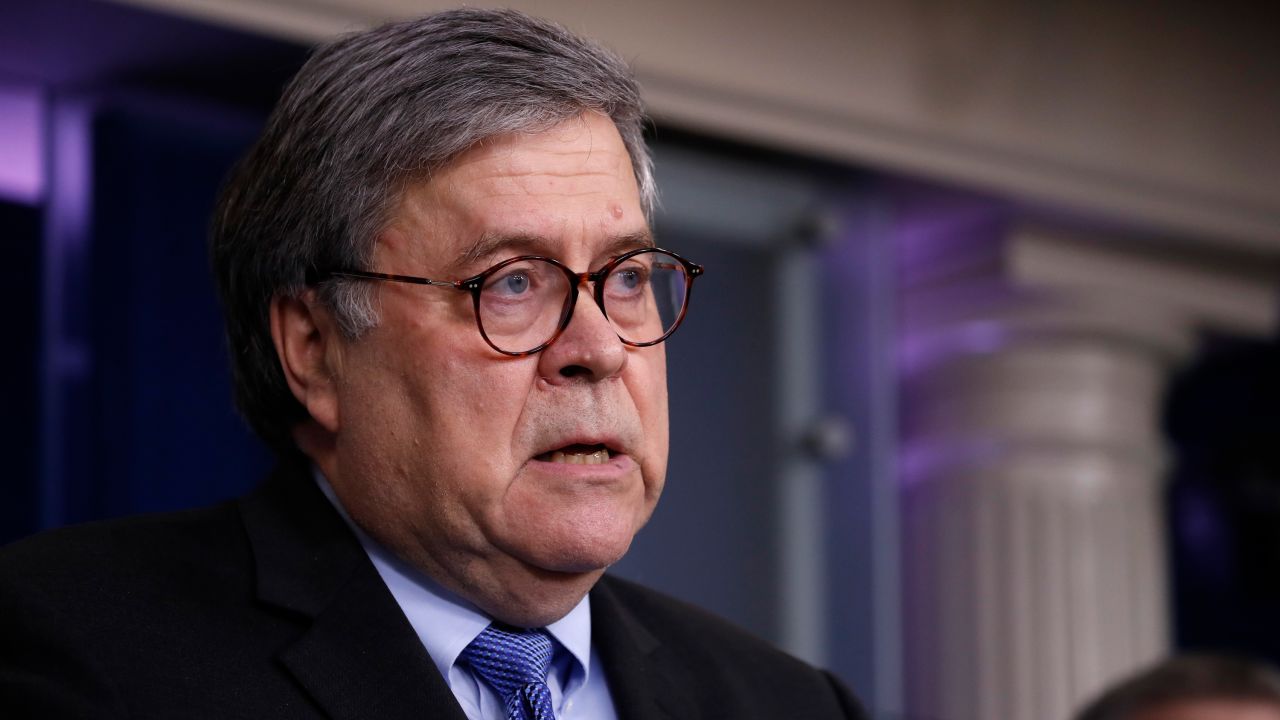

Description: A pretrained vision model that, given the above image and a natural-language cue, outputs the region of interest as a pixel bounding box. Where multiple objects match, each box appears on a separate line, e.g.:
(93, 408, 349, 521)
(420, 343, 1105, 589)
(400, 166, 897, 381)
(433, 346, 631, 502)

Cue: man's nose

(535, 287, 626, 382)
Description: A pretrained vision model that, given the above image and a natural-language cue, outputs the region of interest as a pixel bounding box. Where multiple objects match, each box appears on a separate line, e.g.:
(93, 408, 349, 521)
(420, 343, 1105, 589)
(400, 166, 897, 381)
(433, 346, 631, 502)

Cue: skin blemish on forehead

(610, 202, 624, 219)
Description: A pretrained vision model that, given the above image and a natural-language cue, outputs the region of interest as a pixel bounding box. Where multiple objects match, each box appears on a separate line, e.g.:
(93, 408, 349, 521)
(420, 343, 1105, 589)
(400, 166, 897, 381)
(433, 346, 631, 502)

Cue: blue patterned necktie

(461, 624, 557, 720)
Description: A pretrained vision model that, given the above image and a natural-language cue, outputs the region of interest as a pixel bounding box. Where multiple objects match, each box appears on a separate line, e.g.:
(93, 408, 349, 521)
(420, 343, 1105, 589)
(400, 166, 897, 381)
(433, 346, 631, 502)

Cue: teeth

(547, 448, 610, 465)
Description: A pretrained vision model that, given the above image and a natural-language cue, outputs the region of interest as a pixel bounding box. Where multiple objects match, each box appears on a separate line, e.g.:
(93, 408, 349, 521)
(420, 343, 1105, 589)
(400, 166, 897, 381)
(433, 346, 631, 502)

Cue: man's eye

(607, 265, 648, 296)
(485, 270, 535, 297)
(617, 270, 641, 289)
(501, 273, 529, 294)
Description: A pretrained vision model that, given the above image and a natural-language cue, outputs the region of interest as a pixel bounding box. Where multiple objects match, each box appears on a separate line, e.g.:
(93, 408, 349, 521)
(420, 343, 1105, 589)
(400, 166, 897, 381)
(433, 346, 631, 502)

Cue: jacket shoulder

(0, 502, 247, 594)
(0, 504, 257, 717)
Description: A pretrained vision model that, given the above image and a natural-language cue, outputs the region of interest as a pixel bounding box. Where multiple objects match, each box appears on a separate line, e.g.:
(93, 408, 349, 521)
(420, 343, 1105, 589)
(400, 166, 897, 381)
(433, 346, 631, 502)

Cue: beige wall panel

(108, 0, 1280, 248)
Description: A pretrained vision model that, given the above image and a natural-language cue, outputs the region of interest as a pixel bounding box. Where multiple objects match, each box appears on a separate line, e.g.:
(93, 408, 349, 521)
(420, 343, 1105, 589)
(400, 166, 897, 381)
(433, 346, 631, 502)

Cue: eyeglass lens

(476, 250, 690, 354)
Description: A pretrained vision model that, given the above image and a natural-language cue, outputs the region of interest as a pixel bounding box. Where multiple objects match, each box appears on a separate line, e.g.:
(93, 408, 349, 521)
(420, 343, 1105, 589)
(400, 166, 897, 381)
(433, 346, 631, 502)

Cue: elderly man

(0, 8, 865, 719)
(1077, 655, 1280, 720)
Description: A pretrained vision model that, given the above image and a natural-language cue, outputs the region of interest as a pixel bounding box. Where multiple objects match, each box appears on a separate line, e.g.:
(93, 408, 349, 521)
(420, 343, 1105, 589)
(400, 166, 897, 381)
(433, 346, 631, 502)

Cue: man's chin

(517, 545, 627, 578)
(478, 560, 607, 628)
(497, 501, 644, 573)
(517, 529, 637, 576)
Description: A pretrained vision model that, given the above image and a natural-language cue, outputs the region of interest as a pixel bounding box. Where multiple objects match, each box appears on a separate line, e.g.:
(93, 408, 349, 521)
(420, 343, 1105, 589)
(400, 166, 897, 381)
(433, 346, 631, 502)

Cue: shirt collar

(545, 587, 593, 684)
(312, 468, 593, 688)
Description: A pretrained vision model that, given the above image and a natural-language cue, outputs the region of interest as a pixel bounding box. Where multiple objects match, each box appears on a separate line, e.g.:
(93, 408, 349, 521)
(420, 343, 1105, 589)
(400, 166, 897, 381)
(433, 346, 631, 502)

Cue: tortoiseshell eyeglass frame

(307, 246, 704, 357)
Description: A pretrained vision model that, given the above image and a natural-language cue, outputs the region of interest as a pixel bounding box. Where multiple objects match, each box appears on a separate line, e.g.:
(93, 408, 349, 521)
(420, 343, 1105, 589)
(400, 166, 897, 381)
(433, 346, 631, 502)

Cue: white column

(898, 225, 1277, 720)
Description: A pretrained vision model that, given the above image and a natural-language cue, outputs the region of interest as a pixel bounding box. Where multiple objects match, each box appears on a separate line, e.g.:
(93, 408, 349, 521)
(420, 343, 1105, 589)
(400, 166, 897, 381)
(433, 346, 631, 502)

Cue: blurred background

(3, 1, 1278, 718)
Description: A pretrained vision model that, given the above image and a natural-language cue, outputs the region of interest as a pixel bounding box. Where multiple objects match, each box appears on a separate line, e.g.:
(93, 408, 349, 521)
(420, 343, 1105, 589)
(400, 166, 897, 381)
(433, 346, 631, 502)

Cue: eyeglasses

(312, 247, 704, 356)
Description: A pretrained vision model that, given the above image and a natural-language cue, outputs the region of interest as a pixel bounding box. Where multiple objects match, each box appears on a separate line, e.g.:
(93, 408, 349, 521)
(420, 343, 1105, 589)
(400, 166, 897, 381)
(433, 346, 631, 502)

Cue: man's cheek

(637, 354, 669, 429)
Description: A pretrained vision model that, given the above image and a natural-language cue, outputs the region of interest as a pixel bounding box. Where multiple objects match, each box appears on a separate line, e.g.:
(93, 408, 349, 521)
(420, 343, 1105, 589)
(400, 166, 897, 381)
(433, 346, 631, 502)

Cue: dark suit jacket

(0, 456, 866, 719)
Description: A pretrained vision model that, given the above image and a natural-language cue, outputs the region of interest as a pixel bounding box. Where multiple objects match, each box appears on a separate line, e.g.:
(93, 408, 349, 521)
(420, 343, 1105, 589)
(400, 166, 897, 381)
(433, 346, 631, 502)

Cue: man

(1076, 655, 1280, 720)
(0, 8, 866, 719)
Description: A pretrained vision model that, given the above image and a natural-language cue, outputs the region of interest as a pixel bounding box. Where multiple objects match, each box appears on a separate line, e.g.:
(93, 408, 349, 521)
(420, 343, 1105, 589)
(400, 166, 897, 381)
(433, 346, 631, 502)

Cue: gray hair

(210, 8, 654, 449)
(1076, 654, 1280, 720)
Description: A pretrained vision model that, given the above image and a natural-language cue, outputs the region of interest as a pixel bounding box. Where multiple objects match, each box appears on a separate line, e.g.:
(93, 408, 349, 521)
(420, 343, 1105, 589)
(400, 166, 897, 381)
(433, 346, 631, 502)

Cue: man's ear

(270, 291, 343, 434)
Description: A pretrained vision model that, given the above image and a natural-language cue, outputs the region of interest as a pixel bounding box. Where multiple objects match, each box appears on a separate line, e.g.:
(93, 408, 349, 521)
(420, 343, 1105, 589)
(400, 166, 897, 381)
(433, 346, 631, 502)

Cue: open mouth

(535, 443, 614, 465)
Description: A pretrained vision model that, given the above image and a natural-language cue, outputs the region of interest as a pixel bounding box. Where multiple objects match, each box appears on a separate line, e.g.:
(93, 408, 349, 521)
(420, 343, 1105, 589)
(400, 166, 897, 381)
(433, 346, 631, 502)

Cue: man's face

(326, 112, 667, 622)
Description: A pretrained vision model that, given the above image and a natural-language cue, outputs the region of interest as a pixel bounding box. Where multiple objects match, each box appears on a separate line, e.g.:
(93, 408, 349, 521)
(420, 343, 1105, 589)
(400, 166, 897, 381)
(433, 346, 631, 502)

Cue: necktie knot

(462, 624, 557, 720)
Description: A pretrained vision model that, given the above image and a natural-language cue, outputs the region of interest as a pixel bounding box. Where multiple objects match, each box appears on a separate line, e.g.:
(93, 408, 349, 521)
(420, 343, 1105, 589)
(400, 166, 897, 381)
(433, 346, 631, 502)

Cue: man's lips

(525, 437, 638, 481)
(534, 443, 615, 465)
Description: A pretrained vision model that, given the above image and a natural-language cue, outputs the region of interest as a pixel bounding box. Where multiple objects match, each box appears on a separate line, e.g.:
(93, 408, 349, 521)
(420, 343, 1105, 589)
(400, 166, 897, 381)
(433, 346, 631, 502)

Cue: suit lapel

(239, 457, 465, 720)
(591, 578, 695, 720)
(276, 569, 465, 720)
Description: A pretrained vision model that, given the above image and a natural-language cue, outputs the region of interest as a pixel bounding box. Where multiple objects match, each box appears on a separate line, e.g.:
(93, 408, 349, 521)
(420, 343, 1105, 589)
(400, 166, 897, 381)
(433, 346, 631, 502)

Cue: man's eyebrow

(452, 232, 546, 271)
(598, 230, 657, 257)
(451, 229, 656, 273)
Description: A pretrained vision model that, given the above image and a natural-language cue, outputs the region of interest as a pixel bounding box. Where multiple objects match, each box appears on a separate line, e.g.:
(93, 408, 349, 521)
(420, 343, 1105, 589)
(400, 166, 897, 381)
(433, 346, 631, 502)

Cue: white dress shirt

(314, 471, 619, 720)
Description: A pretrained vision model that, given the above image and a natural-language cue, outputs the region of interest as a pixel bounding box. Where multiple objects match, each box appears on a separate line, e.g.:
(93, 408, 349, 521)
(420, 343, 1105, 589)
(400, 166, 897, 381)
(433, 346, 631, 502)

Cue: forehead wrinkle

(454, 141, 618, 175)
(479, 136, 624, 178)
(469, 189, 626, 202)
(495, 168, 624, 179)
